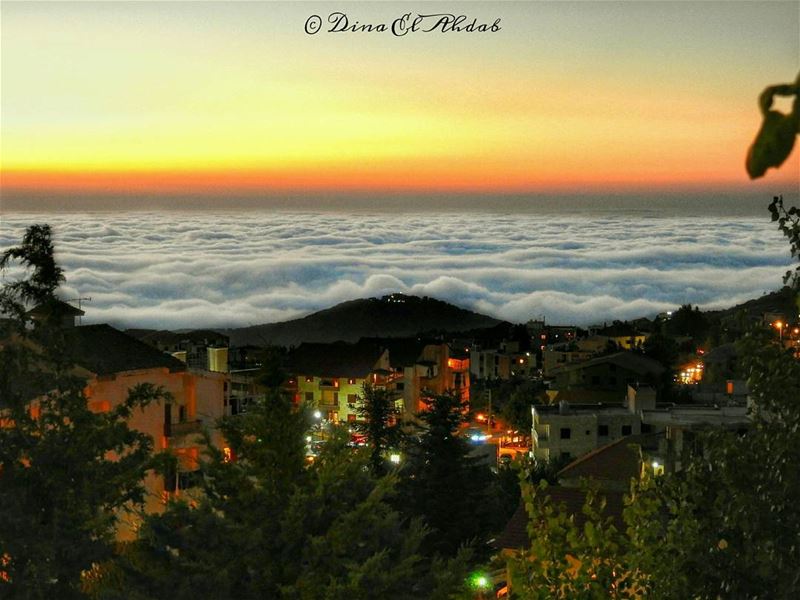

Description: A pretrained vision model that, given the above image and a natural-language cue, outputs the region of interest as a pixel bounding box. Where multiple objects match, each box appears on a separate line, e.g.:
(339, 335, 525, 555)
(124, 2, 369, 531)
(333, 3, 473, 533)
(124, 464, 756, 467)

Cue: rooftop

(534, 402, 634, 416)
(128, 328, 229, 347)
(558, 436, 644, 483)
(494, 487, 626, 550)
(555, 351, 665, 376)
(287, 341, 386, 379)
(69, 324, 187, 376)
(359, 337, 428, 369)
(27, 298, 85, 318)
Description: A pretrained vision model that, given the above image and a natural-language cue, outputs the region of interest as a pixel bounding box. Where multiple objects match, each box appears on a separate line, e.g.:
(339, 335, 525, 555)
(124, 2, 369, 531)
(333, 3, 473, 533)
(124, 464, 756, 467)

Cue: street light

(774, 321, 784, 342)
(468, 571, 491, 599)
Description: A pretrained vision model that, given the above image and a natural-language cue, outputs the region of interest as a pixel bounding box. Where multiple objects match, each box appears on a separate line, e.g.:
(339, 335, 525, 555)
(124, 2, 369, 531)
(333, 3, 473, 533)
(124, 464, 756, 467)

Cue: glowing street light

(313, 410, 322, 420)
(468, 571, 491, 598)
(774, 321, 784, 341)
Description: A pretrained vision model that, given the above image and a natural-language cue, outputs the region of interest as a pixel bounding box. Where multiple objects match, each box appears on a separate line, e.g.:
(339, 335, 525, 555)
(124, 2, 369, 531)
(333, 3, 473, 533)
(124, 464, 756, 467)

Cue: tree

(356, 382, 401, 476)
(628, 75, 800, 599)
(500, 380, 539, 433)
(625, 325, 800, 599)
(93, 393, 441, 599)
(641, 331, 679, 369)
(0, 225, 167, 599)
(507, 479, 652, 599)
(486, 71, 800, 600)
(399, 392, 496, 558)
(665, 304, 709, 341)
(769, 195, 800, 292)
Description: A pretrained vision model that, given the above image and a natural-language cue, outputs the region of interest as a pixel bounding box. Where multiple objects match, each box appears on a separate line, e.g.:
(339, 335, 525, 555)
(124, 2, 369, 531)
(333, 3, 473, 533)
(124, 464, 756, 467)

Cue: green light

(468, 571, 490, 590)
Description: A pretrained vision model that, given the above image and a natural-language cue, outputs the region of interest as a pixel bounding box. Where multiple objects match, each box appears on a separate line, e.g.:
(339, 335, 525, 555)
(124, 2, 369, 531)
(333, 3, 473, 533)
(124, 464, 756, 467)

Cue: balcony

(168, 420, 203, 437)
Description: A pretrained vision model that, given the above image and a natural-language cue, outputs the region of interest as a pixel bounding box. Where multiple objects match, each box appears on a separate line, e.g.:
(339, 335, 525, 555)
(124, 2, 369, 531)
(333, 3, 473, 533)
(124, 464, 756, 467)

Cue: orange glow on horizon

(4, 164, 790, 197)
(2, 3, 797, 201)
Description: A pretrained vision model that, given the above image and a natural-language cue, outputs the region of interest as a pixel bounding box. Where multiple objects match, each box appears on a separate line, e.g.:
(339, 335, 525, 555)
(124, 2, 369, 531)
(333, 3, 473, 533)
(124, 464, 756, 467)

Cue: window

(598, 425, 609, 436)
(539, 425, 549, 441)
(89, 400, 110, 413)
(396, 382, 404, 390)
(622, 425, 632, 436)
(591, 375, 601, 385)
(332, 392, 339, 406)
(560, 427, 571, 440)
(641, 424, 652, 434)
(560, 451, 571, 460)
(305, 376, 314, 383)
(164, 403, 172, 438)
(348, 378, 357, 385)
(305, 392, 314, 403)
(347, 394, 358, 406)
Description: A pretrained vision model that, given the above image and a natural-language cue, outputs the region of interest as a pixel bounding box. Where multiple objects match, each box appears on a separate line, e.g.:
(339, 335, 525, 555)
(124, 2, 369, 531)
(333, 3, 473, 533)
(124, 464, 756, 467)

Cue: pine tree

(94, 394, 436, 599)
(0, 225, 167, 599)
(399, 392, 495, 558)
(356, 382, 401, 476)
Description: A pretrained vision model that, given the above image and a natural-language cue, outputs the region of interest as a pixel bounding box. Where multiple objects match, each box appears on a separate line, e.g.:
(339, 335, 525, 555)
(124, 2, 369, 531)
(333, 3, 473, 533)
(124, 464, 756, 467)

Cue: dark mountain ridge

(222, 293, 505, 347)
(126, 289, 795, 350)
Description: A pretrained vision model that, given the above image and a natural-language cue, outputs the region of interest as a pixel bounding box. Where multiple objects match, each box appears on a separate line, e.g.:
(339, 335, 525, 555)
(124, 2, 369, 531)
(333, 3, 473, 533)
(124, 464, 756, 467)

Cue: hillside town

(5, 252, 799, 597)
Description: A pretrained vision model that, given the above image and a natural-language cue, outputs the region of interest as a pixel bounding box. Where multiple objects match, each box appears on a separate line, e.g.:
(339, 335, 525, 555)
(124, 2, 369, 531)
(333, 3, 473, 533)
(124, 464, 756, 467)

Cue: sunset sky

(2, 1, 798, 203)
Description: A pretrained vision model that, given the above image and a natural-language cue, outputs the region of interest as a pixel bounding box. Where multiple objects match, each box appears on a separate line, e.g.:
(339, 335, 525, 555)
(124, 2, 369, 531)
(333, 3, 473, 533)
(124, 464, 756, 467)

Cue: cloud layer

(0, 211, 793, 331)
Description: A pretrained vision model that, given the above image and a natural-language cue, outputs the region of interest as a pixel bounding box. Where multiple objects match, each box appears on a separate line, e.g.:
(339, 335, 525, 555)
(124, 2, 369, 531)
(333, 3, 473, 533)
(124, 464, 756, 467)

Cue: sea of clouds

(0, 212, 793, 331)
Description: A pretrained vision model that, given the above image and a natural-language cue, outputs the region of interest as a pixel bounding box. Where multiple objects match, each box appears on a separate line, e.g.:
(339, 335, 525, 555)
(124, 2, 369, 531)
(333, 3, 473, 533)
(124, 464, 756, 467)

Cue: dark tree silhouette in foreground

(0, 225, 168, 599)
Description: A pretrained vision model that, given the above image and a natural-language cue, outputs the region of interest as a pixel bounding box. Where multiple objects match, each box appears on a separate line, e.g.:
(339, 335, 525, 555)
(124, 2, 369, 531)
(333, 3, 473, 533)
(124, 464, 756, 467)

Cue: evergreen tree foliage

(355, 382, 401, 476)
(665, 304, 709, 341)
(93, 394, 442, 599)
(399, 392, 495, 558)
(0, 225, 166, 599)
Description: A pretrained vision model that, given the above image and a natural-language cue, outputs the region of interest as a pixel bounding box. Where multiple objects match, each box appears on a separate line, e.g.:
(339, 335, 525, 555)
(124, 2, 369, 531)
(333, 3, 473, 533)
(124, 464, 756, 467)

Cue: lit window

(89, 400, 111, 413)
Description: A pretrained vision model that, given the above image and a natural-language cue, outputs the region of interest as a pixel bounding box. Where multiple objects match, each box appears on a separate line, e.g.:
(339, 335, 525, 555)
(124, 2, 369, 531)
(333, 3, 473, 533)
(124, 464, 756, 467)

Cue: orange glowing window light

(223, 447, 233, 463)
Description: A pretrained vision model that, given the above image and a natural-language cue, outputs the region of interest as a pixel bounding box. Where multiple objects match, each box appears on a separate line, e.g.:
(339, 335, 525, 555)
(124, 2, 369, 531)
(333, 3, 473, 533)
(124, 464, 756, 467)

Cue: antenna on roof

(66, 296, 92, 325)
